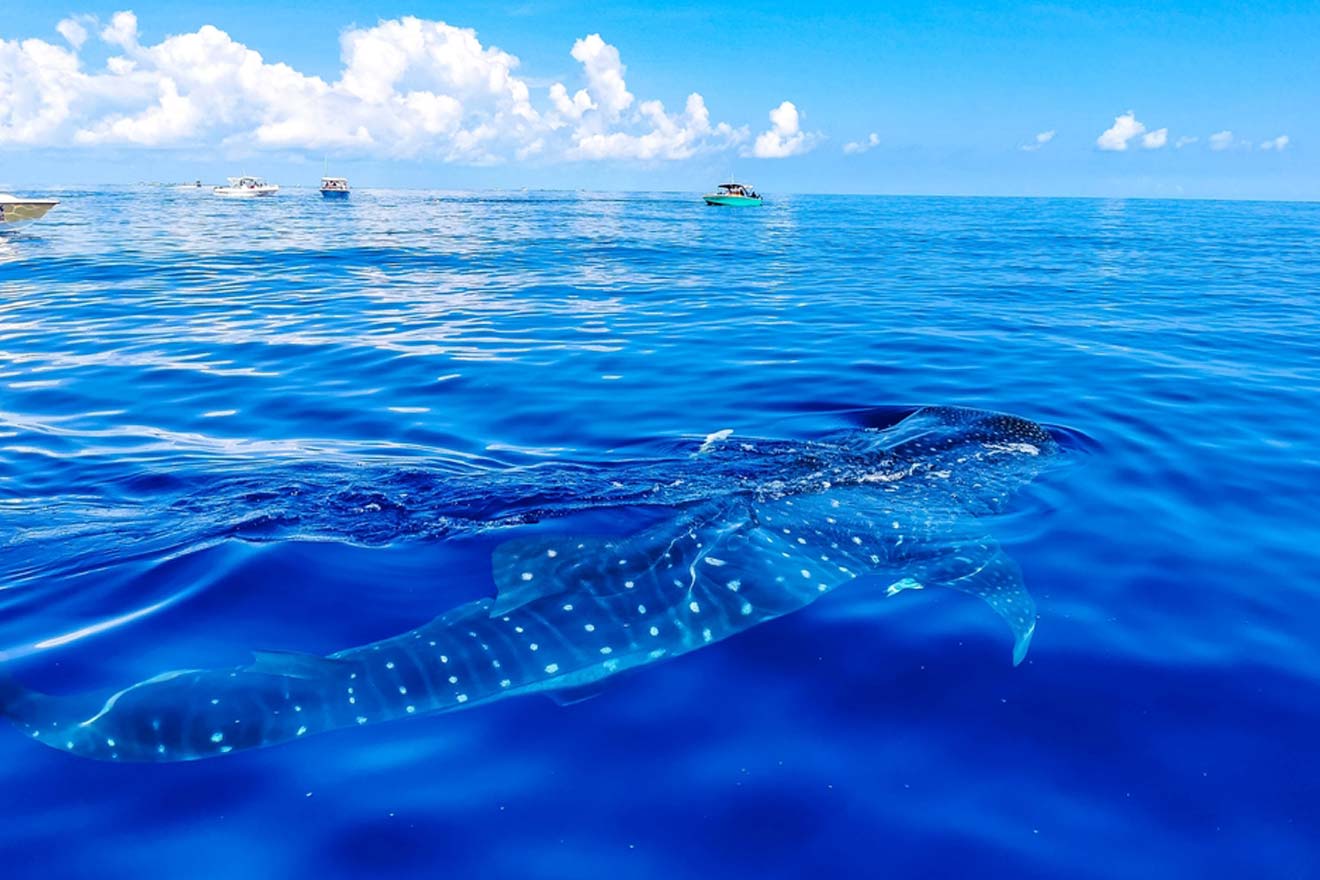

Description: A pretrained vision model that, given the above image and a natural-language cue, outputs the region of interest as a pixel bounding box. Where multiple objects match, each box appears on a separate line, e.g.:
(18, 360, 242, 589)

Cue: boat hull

(213, 187, 279, 197)
(703, 195, 762, 207)
(320, 189, 350, 198)
(0, 199, 58, 226)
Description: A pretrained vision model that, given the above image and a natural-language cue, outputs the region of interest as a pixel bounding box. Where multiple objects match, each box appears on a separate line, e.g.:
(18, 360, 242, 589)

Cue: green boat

(703, 182, 763, 206)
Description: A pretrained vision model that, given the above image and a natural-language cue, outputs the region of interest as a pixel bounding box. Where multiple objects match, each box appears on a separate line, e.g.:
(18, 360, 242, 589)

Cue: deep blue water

(1, 189, 1317, 878)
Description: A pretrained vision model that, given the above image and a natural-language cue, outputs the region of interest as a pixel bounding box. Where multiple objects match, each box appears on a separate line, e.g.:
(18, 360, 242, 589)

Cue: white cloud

(547, 35, 745, 160)
(843, 132, 880, 154)
(56, 17, 90, 49)
(566, 93, 744, 160)
(1174, 135, 1198, 149)
(1259, 135, 1289, 151)
(0, 12, 791, 165)
(1209, 130, 1234, 151)
(1141, 127, 1168, 149)
(1096, 111, 1146, 151)
(1020, 129, 1055, 152)
(548, 82, 594, 121)
(100, 10, 139, 50)
(749, 101, 819, 158)
(567, 34, 632, 120)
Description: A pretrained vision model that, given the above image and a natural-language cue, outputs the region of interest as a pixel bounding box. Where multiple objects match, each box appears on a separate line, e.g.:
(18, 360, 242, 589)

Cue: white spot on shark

(544, 663, 560, 674)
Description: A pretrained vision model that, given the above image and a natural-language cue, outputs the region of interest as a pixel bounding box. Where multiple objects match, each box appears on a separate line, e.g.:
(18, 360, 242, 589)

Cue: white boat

(0, 193, 59, 228)
(320, 176, 350, 198)
(213, 176, 279, 197)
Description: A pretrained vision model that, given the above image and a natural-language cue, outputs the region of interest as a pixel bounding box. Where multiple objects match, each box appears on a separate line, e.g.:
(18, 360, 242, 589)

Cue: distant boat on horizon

(0, 193, 59, 229)
(703, 182, 762, 207)
(320, 176, 350, 198)
(213, 176, 279, 197)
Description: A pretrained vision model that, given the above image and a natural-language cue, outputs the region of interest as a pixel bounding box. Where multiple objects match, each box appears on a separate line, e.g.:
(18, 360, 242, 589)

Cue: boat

(320, 176, 350, 198)
(213, 176, 279, 197)
(703, 182, 762, 207)
(0, 194, 59, 229)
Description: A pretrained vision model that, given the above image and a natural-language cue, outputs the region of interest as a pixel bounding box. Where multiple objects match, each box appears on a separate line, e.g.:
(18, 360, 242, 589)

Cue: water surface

(1, 189, 1317, 878)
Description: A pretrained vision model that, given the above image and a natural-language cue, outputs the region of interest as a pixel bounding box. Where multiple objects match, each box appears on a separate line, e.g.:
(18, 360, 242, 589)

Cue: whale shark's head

(828, 406, 1062, 504)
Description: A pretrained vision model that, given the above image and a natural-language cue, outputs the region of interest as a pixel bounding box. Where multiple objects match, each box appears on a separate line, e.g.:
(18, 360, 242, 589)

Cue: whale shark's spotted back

(1, 406, 1067, 761)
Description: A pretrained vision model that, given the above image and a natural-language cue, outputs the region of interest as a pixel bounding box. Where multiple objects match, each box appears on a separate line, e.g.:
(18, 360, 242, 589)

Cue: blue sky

(2, 1, 1317, 198)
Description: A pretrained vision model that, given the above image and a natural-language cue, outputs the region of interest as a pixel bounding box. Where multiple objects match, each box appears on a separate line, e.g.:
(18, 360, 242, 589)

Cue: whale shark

(1, 406, 1064, 762)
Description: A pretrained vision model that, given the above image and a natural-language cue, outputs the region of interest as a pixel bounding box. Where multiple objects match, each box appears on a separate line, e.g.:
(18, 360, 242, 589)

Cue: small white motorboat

(0, 193, 59, 228)
(213, 176, 279, 197)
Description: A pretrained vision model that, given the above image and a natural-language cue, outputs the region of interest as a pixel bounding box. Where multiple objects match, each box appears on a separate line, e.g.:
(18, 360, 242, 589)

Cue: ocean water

(0, 189, 1317, 878)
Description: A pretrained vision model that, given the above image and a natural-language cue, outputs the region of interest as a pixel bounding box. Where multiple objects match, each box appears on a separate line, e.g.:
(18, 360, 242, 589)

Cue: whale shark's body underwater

(1, 406, 1070, 762)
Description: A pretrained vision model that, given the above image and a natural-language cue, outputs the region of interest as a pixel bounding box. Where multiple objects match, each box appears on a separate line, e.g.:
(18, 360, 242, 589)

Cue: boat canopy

(228, 176, 267, 187)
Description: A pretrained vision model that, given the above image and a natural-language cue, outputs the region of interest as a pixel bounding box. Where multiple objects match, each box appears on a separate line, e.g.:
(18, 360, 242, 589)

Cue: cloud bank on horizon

(0, 11, 821, 164)
(1095, 111, 1285, 154)
(0, 12, 1295, 166)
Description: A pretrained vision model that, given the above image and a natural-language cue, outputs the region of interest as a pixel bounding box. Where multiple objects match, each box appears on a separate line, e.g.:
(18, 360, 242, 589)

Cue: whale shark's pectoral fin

(489, 535, 622, 617)
(249, 650, 352, 680)
(545, 682, 610, 706)
(892, 544, 1037, 666)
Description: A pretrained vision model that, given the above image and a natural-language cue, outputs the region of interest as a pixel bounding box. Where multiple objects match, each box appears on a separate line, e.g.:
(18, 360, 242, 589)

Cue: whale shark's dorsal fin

(249, 650, 351, 679)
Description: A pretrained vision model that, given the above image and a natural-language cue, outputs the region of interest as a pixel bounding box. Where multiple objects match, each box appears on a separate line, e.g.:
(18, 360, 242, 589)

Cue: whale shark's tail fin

(0, 668, 71, 736)
(0, 669, 24, 717)
(0, 668, 44, 733)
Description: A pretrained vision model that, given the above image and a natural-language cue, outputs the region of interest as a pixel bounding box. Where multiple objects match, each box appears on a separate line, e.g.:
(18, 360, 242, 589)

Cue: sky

(2, 1, 1317, 198)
